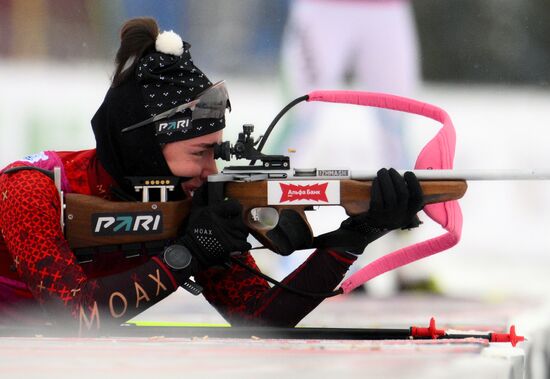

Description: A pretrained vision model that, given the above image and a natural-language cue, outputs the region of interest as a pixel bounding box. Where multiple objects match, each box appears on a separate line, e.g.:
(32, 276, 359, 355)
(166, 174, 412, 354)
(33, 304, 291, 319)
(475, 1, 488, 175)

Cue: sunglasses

(122, 80, 231, 133)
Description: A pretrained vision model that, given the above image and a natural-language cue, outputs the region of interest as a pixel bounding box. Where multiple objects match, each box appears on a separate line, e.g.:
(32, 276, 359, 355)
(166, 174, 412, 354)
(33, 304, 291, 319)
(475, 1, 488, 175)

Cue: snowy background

(1, 63, 550, 301)
(1, 3, 550, 377)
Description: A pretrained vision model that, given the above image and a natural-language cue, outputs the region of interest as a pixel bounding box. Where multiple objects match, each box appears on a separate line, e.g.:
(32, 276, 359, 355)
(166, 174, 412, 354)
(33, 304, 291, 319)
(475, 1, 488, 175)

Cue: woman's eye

(193, 148, 214, 157)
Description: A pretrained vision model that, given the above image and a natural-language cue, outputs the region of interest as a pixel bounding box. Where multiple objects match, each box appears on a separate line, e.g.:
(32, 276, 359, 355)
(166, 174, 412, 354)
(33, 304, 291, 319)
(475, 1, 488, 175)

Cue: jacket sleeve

(196, 248, 356, 327)
(0, 169, 180, 331)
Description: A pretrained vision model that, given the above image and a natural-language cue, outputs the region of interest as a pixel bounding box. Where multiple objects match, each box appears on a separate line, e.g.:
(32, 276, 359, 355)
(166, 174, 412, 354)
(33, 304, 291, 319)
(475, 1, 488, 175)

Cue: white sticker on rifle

(267, 180, 340, 205)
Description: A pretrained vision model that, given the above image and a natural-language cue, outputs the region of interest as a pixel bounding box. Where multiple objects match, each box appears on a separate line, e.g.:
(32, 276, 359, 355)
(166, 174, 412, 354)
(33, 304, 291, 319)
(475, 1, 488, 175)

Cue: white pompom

(155, 30, 184, 56)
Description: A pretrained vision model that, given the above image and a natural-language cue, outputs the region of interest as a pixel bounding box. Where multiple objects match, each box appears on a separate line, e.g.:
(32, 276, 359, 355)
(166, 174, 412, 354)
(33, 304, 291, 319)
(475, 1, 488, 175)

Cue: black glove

(314, 168, 424, 254)
(180, 186, 252, 268)
(362, 168, 424, 230)
(266, 209, 313, 256)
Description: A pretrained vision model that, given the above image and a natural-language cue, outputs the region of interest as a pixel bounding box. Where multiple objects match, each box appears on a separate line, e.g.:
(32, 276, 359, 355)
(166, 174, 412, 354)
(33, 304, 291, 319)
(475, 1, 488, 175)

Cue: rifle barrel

(351, 169, 550, 181)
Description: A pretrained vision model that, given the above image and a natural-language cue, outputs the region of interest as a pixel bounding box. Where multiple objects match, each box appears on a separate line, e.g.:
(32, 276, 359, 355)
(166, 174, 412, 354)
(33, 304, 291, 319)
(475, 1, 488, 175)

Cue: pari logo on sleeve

(268, 180, 340, 205)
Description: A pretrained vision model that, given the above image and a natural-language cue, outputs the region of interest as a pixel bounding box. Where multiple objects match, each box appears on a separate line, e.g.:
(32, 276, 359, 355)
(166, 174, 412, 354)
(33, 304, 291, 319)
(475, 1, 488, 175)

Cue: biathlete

(0, 17, 424, 330)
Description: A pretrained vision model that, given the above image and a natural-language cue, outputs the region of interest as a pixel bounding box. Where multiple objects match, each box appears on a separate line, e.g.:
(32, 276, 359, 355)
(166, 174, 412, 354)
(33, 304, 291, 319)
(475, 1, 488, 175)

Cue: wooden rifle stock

(65, 194, 191, 249)
(64, 180, 467, 251)
(225, 180, 467, 251)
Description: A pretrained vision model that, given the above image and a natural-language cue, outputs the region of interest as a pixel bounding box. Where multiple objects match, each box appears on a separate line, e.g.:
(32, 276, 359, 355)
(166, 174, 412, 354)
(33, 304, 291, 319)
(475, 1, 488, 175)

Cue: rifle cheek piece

(265, 209, 313, 256)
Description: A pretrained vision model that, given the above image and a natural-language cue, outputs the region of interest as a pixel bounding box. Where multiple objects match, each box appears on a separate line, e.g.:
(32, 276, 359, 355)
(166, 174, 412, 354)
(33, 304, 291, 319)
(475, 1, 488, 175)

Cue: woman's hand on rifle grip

(179, 185, 251, 269)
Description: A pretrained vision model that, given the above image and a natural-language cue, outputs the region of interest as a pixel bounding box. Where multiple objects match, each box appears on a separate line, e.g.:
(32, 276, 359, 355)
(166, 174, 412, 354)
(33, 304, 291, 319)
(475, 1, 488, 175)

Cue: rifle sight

(214, 124, 290, 169)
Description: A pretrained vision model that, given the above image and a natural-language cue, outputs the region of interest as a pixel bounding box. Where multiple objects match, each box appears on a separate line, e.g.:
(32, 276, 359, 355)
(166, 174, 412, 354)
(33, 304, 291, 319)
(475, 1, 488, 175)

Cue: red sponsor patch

(279, 182, 329, 202)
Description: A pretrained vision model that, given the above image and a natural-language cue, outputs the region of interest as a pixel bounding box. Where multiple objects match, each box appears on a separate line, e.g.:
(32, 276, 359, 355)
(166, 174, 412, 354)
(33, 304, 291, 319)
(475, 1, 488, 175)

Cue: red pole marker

(490, 325, 525, 347)
(410, 317, 526, 347)
(410, 317, 445, 339)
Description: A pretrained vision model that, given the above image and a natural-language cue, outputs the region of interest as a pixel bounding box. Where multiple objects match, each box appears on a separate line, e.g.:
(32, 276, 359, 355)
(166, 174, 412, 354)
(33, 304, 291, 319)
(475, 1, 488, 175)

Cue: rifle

(64, 123, 467, 255)
(64, 89, 482, 297)
(68, 88, 550, 296)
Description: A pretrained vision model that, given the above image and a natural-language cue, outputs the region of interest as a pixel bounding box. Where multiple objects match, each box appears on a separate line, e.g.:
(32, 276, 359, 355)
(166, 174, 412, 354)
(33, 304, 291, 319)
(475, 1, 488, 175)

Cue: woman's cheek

(166, 156, 200, 177)
(181, 161, 204, 177)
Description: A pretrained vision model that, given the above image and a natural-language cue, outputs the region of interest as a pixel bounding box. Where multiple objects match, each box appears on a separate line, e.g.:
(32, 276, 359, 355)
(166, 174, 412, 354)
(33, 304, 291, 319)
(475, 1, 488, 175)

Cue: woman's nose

(200, 159, 218, 180)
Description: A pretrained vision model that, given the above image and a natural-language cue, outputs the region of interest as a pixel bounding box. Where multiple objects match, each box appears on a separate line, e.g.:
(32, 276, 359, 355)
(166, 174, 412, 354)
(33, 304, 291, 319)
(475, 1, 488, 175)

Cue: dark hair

(112, 17, 159, 87)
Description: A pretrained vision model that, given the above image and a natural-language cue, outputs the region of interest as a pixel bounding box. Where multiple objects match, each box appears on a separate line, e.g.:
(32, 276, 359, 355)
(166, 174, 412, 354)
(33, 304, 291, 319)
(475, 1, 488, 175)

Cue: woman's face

(162, 130, 223, 197)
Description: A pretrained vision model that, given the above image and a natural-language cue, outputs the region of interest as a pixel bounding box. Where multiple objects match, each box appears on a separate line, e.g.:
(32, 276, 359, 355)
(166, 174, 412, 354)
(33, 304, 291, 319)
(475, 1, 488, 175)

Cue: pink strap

(307, 91, 462, 293)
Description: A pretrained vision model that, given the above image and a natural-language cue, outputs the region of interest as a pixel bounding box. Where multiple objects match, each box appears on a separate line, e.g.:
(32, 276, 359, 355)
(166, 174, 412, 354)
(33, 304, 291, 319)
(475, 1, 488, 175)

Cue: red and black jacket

(0, 149, 354, 329)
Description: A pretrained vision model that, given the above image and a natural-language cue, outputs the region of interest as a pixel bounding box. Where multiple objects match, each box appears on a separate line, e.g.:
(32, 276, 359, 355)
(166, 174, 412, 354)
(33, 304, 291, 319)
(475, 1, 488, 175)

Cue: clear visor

(122, 80, 230, 133)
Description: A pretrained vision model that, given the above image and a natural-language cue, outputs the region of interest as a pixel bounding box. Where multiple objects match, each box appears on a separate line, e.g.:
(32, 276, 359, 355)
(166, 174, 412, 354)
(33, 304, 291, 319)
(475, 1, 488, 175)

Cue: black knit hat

(91, 26, 226, 190)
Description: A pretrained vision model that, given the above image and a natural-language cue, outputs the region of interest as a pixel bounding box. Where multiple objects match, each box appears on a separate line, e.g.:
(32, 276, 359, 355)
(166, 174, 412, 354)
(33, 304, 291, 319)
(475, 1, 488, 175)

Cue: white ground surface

(0, 293, 544, 379)
(1, 63, 550, 377)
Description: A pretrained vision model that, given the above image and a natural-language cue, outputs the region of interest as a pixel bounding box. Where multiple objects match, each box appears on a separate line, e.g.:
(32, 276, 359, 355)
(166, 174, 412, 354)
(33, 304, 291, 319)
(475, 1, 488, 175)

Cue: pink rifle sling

(307, 90, 463, 294)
